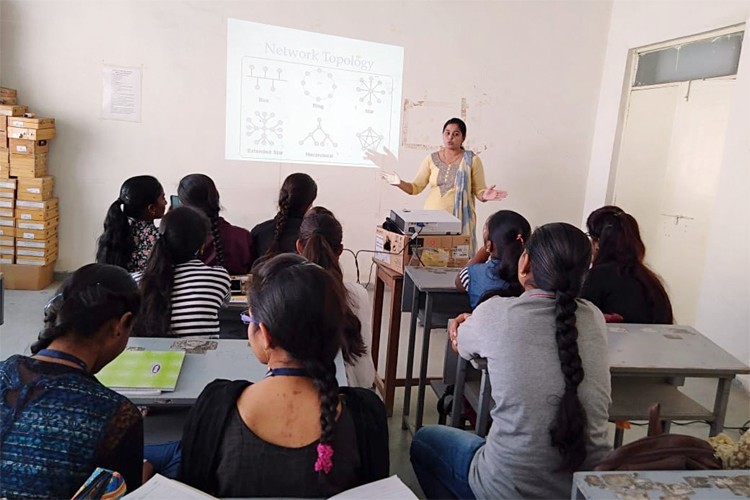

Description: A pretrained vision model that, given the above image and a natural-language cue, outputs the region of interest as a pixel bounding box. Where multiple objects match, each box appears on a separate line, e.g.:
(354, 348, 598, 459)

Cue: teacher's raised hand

(366, 146, 397, 170)
(479, 185, 508, 202)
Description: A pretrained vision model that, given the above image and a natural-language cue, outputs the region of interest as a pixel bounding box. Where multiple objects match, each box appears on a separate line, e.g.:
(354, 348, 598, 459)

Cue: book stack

(0, 87, 58, 289)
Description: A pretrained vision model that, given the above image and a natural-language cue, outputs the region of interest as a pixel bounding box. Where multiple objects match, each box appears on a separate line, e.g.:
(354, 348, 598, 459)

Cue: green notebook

(96, 350, 186, 392)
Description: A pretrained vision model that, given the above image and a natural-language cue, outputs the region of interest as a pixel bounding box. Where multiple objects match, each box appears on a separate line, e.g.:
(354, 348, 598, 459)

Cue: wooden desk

(401, 266, 469, 433)
(370, 262, 403, 416)
(118, 337, 347, 405)
(572, 470, 750, 499)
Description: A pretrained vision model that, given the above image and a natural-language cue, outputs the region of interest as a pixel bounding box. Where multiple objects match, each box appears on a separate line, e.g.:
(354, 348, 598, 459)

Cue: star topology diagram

(226, 19, 404, 167)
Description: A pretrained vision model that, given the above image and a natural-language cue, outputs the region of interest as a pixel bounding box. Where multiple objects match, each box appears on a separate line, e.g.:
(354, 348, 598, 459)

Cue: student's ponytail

(96, 199, 132, 269)
(96, 176, 163, 270)
(525, 223, 592, 472)
(299, 207, 365, 363)
(133, 237, 174, 337)
(133, 207, 208, 337)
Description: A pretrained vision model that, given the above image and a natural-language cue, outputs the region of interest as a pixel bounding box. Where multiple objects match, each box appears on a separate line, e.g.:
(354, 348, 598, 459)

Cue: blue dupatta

(452, 150, 477, 254)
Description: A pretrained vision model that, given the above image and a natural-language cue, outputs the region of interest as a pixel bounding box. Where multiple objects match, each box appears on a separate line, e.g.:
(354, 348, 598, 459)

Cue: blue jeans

(410, 425, 485, 499)
(144, 440, 182, 479)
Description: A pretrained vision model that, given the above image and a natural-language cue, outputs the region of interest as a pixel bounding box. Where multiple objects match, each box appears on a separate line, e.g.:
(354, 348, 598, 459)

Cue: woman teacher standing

(373, 118, 507, 252)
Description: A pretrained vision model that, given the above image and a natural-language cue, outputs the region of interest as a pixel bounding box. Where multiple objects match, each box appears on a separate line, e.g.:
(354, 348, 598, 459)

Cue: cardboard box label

(0, 200, 13, 208)
(0, 180, 15, 189)
(20, 213, 31, 220)
(16, 238, 55, 249)
(16, 145, 27, 152)
(374, 234, 390, 264)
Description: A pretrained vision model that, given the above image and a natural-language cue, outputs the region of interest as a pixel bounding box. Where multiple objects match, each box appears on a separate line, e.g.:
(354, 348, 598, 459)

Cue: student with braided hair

(411, 223, 612, 499)
(96, 175, 166, 272)
(296, 207, 376, 388)
(150, 254, 387, 497)
(582, 205, 673, 324)
(178, 174, 253, 275)
(251, 172, 317, 263)
(0, 264, 144, 498)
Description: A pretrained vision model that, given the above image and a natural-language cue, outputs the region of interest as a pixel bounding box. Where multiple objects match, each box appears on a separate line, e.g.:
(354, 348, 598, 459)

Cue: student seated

(178, 174, 254, 275)
(145, 254, 388, 497)
(96, 175, 166, 273)
(251, 172, 317, 263)
(411, 223, 612, 499)
(455, 209, 531, 308)
(132, 206, 231, 337)
(581, 206, 673, 324)
(296, 207, 376, 388)
(0, 264, 144, 498)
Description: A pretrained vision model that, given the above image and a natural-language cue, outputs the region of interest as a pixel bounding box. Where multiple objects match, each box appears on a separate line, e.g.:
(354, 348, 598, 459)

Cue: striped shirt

(134, 259, 231, 337)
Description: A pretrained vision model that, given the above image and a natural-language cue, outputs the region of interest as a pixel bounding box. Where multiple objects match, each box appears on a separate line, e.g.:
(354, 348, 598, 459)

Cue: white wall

(584, 0, 750, 388)
(0, 0, 611, 281)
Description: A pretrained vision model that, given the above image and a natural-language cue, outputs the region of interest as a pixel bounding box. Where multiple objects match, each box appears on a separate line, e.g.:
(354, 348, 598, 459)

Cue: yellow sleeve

(410, 155, 432, 195)
(471, 155, 488, 199)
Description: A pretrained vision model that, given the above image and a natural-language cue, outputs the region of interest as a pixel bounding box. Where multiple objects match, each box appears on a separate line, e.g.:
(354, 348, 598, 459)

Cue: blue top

(459, 258, 509, 309)
(0, 355, 143, 498)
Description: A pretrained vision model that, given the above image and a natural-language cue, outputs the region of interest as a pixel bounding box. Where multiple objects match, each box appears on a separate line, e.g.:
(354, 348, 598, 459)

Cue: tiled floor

(2, 283, 749, 499)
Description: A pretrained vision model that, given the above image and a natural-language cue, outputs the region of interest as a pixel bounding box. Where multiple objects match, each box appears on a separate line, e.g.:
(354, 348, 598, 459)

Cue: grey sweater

(457, 289, 612, 499)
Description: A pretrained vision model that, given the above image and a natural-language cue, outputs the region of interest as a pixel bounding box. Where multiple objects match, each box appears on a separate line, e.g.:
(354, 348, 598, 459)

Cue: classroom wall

(0, 0, 612, 281)
(583, 0, 750, 388)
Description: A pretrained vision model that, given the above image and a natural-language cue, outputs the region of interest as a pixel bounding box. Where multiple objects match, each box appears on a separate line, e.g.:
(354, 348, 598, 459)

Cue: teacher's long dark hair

(248, 254, 345, 480)
(525, 222, 592, 472)
(132, 207, 208, 337)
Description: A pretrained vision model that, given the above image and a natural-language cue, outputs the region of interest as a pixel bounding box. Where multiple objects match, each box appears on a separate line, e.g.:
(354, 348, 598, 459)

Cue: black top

(581, 262, 662, 324)
(179, 379, 389, 496)
(215, 407, 360, 498)
(250, 215, 304, 264)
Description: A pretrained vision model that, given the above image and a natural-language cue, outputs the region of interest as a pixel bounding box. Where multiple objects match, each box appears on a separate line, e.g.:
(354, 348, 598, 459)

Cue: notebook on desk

(95, 350, 186, 393)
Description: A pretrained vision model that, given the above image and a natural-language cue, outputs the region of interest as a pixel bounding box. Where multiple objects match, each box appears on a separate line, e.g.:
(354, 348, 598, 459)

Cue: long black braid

(209, 215, 226, 268)
(525, 222, 592, 472)
(177, 174, 226, 268)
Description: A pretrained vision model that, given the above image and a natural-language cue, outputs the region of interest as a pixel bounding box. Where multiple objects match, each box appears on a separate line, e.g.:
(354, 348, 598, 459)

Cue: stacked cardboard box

(0, 87, 58, 289)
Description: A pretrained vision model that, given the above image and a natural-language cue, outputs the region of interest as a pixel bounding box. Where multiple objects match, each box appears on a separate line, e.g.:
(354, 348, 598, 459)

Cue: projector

(389, 209, 462, 235)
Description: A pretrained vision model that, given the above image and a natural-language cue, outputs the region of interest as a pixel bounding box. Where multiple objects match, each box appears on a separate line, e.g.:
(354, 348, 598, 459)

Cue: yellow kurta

(410, 151, 487, 244)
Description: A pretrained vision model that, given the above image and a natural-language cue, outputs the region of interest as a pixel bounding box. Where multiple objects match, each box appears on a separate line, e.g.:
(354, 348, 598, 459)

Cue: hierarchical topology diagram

(299, 118, 338, 147)
(240, 55, 394, 160)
